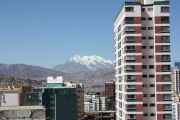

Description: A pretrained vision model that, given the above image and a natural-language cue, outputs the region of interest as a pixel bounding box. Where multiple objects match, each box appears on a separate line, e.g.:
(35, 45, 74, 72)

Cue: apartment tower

(114, 0, 172, 120)
(172, 63, 180, 95)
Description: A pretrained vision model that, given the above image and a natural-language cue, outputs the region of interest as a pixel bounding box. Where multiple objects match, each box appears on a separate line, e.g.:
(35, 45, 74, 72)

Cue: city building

(172, 102, 180, 120)
(25, 76, 84, 120)
(84, 111, 116, 120)
(84, 92, 101, 112)
(104, 81, 115, 110)
(114, 0, 172, 119)
(172, 64, 180, 95)
(0, 85, 32, 107)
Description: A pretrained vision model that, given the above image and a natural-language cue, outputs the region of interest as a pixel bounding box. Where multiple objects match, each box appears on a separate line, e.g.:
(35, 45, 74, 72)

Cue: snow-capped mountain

(54, 55, 114, 73)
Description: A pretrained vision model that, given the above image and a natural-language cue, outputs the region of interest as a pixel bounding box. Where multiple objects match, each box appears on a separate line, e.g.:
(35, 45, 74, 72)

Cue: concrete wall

(0, 106, 45, 120)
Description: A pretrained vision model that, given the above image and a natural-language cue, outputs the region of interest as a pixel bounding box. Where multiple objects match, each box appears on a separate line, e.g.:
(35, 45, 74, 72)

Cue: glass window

(161, 6, 169, 13)
(125, 36, 135, 43)
(162, 65, 171, 72)
(161, 36, 170, 43)
(163, 104, 172, 111)
(163, 94, 172, 101)
(125, 7, 134, 12)
(126, 56, 135, 61)
(125, 17, 134, 24)
(147, 8, 153, 11)
(163, 85, 171, 91)
(161, 16, 170, 23)
(162, 55, 170, 62)
(162, 75, 171, 82)
(162, 45, 170, 52)
(161, 26, 170, 33)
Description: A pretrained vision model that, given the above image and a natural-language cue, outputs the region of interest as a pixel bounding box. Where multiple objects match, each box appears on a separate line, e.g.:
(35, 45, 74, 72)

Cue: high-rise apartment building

(172, 102, 180, 120)
(172, 63, 180, 95)
(114, 0, 172, 119)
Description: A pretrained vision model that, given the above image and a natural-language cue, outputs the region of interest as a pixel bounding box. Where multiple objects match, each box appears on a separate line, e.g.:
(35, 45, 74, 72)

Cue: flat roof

(0, 106, 45, 110)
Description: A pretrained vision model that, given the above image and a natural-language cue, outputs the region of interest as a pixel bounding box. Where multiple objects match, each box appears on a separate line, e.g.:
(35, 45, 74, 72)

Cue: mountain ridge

(54, 55, 114, 73)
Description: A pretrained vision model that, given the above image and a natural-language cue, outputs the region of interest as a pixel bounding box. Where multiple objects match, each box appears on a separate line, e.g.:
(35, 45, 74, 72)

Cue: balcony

(126, 89, 136, 92)
(126, 98, 136, 102)
(126, 108, 136, 112)
(125, 27, 135, 34)
(127, 115, 136, 120)
(126, 79, 136, 82)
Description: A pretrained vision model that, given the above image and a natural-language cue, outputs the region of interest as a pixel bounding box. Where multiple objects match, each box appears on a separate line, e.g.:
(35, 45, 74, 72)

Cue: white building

(172, 67, 180, 95)
(114, 0, 172, 119)
(0, 90, 19, 107)
(172, 102, 180, 120)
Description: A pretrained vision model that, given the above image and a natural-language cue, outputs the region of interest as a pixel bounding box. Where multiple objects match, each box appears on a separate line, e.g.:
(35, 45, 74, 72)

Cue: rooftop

(0, 106, 45, 110)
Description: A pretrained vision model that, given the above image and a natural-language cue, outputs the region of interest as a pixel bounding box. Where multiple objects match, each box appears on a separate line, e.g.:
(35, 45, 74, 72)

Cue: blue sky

(0, 0, 179, 68)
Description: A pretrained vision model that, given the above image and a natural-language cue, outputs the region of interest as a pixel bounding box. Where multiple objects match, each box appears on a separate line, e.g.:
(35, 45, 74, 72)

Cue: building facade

(114, 0, 172, 119)
(105, 81, 115, 110)
(172, 66, 180, 95)
(25, 76, 84, 120)
(172, 102, 180, 120)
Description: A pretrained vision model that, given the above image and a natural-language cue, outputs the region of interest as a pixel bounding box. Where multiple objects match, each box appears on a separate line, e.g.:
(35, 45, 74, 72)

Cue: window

(150, 94, 155, 97)
(126, 65, 135, 72)
(148, 17, 152, 20)
(141, 8, 145, 12)
(162, 55, 170, 62)
(142, 55, 146, 59)
(143, 104, 148, 107)
(149, 65, 154, 69)
(149, 46, 154, 49)
(126, 46, 135, 53)
(126, 46, 135, 50)
(150, 84, 155, 87)
(142, 65, 147, 69)
(142, 46, 146, 49)
(125, 17, 134, 24)
(142, 36, 146, 40)
(125, 26, 135, 34)
(150, 113, 155, 116)
(163, 114, 172, 119)
(126, 56, 135, 61)
(161, 16, 170, 23)
(161, 36, 170, 43)
(162, 75, 171, 82)
(147, 8, 153, 11)
(126, 75, 136, 80)
(141, 17, 146, 20)
(125, 36, 135, 43)
(143, 113, 148, 116)
(162, 45, 170, 52)
(163, 94, 172, 101)
(148, 36, 154, 40)
(144, 94, 147, 97)
(125, 7, 134, 12)
(148, 27, 153, 30)
(161, 26, 170, 33)
(142, 27, 146, 30)
(143, 75, 147, 78)
(163, 104, 172, 111)
(149, 55, 154, 59)
(150, 104, 155, 107)
(149, 75, 155, 78)
(163, 85, 171, 91)
(161, 6, 169, 13)
(162, 65, 170, 72)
